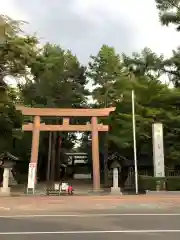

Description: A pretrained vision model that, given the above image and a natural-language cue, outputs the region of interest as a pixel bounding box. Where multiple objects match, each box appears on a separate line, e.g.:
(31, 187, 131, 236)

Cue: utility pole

(131, 89, 138, 194)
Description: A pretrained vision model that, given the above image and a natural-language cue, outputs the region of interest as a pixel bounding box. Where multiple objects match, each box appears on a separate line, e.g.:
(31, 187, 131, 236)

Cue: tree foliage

(109, 76, 180, 166)
(20, 43, 88, 108)
(88, 45, 126, 107)
(0, 15, 36, 154)
(155, 0, 180, 30)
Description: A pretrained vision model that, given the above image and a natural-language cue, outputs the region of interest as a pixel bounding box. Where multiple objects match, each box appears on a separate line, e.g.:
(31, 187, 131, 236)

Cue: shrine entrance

(16, 106, 115, 192)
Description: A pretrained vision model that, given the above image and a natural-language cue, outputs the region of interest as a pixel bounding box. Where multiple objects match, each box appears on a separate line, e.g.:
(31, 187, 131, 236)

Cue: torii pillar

(30, 116, 40, 164)
(27, 116, 40, 193)
(91, 116, 100, 191)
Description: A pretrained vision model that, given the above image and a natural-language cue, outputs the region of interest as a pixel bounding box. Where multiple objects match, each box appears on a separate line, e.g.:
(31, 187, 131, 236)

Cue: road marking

(1, 213, 180, 218)
(0, 230, 180, 235)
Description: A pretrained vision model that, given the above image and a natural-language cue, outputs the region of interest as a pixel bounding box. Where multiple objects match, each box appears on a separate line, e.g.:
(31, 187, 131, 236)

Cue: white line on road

(0, 230, 180, 235)
(1, 213, 180, 218)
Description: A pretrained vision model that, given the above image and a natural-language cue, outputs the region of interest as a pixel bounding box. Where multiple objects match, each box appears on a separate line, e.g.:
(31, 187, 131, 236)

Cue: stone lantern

(110, 159, 122, 195)
(0, 152, 19, 196)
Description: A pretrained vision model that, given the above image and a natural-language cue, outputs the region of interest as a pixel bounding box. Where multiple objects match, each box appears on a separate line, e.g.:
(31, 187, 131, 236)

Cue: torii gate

(16, 106, 115, 191)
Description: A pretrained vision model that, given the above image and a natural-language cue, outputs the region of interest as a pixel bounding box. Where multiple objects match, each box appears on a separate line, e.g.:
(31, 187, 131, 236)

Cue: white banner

(27, 163, 37, 189)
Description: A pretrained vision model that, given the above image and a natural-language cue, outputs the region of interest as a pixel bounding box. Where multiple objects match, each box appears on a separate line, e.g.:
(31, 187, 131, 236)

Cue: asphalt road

(0, 212, 180, 240)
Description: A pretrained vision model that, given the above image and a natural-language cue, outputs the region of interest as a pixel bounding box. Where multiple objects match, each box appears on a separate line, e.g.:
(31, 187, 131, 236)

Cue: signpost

(27, 163, 37, 194)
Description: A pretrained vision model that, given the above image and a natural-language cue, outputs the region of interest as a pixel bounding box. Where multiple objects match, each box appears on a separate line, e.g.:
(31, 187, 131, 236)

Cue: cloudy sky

(1, 0, 180, 64)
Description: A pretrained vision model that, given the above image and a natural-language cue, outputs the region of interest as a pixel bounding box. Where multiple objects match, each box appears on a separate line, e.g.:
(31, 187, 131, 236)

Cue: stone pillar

(152, 123, 165, 177)
(0, 168, 10, 196)
(91, 116, 100, 191)
(27, 116, 40, 193)
(111, 167, 121, 195)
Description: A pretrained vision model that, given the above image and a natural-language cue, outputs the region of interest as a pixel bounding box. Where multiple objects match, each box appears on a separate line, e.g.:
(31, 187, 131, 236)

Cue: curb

(146, 191, 180, 195)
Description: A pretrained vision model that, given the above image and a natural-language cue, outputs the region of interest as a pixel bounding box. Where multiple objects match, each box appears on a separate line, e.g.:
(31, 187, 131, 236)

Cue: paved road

(0, 211, 180, 240)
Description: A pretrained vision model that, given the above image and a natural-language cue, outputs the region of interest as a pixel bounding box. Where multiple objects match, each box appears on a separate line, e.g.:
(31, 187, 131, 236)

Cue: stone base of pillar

(27, 188, 35, 195)
(0, 187, 11, 196)
(110, 187, 122, 195)
(88, 188, 104, 195)
(91, 188, 103, 192)
(92, 189, 103, 192)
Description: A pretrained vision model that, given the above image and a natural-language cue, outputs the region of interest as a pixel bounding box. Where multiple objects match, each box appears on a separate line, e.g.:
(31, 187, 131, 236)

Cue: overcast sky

(1, 0, 180, 64)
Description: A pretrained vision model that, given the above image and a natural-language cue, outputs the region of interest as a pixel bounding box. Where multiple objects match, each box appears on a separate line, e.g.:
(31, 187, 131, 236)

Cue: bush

(166, 176, 180, 191)
(138, 176, 166, 192)
(139, 175, 180, 191)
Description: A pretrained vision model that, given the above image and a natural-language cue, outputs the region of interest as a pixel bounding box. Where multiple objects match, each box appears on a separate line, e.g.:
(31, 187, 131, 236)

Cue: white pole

(132, 89, 138, 194)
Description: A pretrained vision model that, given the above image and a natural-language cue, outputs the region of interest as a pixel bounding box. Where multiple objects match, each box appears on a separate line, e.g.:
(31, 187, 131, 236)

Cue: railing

(166, 169, 180, 177)
(126, 167, 180, 177)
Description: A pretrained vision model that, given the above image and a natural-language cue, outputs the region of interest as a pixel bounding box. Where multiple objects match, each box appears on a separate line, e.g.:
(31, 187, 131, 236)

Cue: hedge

(138, 175, 180, 191)
(166, 176, 180, 191)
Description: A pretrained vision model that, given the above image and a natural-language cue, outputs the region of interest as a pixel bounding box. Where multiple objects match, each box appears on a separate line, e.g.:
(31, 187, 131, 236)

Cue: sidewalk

(3, 183, 180, 214)
(9, 182, 180, 196)
(1, 195, 180, 213)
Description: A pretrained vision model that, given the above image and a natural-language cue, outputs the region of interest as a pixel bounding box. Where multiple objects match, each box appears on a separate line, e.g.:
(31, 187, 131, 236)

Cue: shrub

(138, 175, 166, 191)
(166, 176, 180, 191)
(139, 175, 180, 191)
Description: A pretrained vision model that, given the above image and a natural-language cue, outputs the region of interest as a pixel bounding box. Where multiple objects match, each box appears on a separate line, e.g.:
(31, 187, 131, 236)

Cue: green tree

(0, 15, 38, 82)
(161, 47, 180, 87)
(155, 1, 180, 87)
(123, 48, 164, 79)
(0, 82, 22, 153)
(88, 45, 125, 107)
(20, 43, 88, 108)
(155, 0, 180, 31)
(0, 15, 38, 154)
(109, 75, 180, 167)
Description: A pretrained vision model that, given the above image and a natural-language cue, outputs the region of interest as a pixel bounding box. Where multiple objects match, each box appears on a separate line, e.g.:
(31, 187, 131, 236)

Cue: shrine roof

(0, 152, 19, 161)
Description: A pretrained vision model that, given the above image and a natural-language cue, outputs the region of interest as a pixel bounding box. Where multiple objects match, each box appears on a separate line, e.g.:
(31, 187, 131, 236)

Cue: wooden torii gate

(16, 106, 115, 191)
